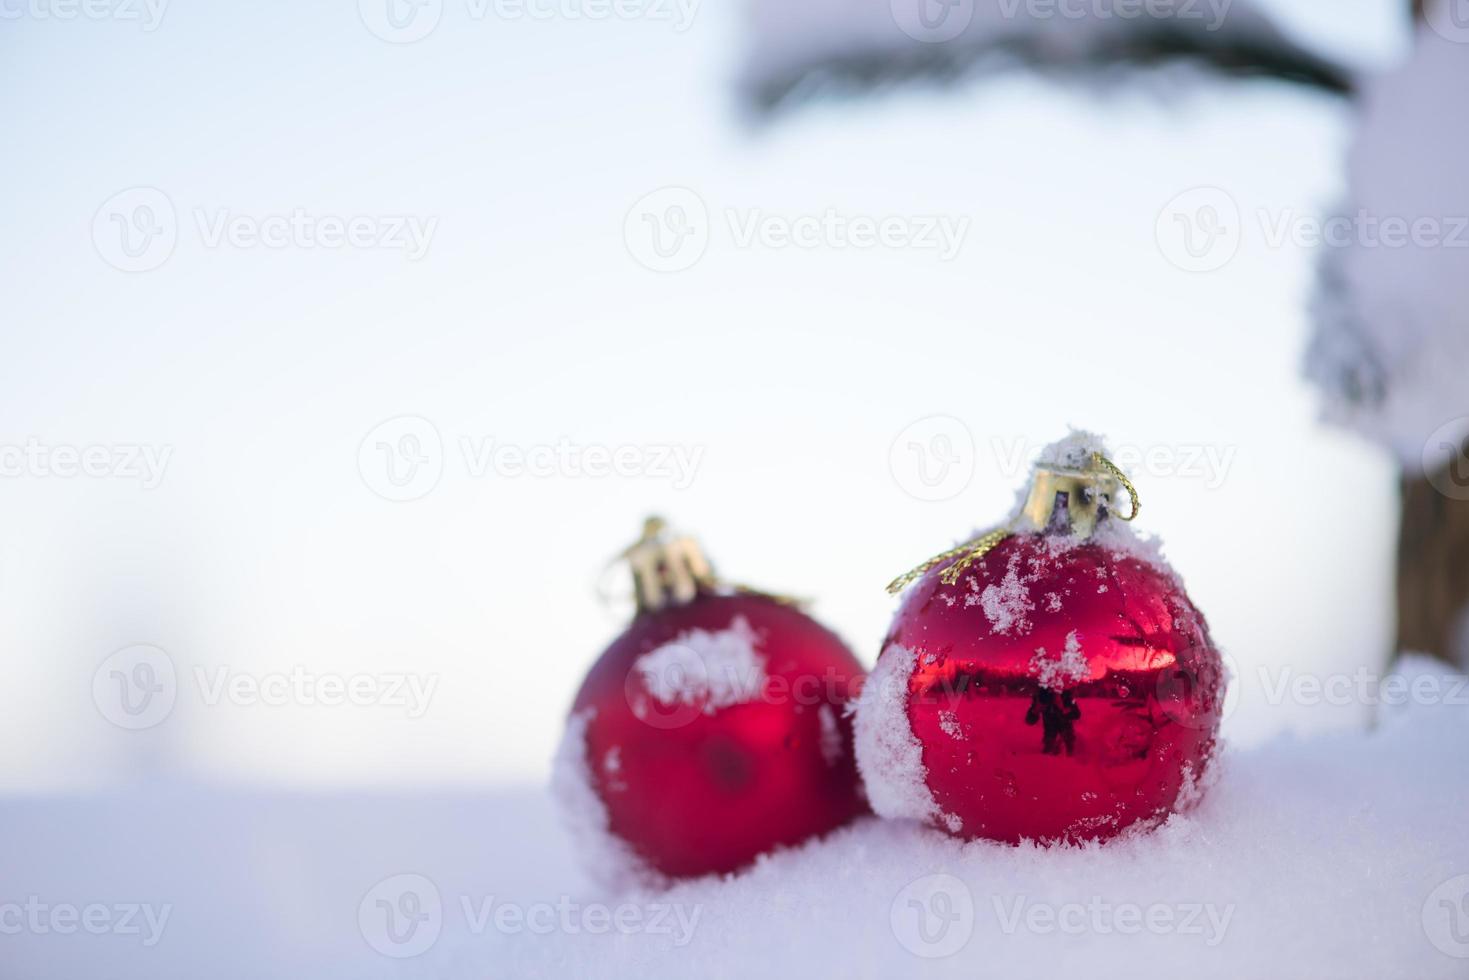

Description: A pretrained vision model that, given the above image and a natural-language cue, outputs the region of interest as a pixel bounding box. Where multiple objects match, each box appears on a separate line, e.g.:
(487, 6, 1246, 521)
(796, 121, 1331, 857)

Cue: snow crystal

(1034, 428, 1111, 472)
(634, 616, 766, 713)
(853, 644, 938, 824)
(979, 555, 1035, 636)
(937, 710, 965, 742)
(818, 704, 843, 766)
(550, 710, 653, 891)
(1031, 630, 1089, 691)
(1307, 28, 1469, 467)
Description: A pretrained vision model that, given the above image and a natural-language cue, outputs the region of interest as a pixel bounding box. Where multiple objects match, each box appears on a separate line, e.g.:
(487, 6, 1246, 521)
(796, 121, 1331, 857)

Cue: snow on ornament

(856, 433, 1225, 845)
(555, 517, 867, 884)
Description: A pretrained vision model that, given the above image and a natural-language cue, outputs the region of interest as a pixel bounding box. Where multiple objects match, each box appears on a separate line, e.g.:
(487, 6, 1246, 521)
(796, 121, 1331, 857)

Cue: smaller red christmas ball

(857, 436, 1225, 845)
(555, 519, 866, 883)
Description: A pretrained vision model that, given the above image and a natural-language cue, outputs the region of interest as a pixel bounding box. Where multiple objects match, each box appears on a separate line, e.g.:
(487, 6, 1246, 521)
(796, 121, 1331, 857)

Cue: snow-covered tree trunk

(1397, 464, 1469, 666)
(1388, 4, 1469, 668)
(1308, 12, 1469, 669)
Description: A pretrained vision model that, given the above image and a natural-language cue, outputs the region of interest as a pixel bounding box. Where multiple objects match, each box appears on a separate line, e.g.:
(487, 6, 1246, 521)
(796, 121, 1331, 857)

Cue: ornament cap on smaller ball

(556, 516, 867, 885)
(860, 432, 1226, 846)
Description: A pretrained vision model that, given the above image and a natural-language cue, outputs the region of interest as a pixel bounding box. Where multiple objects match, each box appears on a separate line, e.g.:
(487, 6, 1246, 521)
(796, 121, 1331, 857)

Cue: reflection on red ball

(862, 533, 1224, 844)
(564, 592, 867, 880)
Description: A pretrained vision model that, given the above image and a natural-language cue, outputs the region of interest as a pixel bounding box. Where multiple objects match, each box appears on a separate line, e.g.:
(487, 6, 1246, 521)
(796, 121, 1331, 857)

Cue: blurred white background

(0, 0, 1412, 797)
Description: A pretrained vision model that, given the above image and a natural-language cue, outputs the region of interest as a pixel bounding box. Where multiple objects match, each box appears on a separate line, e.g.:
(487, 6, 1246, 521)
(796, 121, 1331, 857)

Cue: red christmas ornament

(555, 518, 866, 882)
(857, 435, 1224, 845)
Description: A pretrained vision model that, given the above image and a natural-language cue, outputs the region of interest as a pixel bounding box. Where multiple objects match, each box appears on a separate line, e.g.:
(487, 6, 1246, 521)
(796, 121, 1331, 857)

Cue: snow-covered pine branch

(740, 0, 1353, 112)
(1306, 27, 1469, 469)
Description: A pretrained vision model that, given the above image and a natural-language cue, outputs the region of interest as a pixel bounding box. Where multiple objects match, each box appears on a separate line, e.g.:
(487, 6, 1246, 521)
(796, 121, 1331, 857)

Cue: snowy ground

(4, 658, 1467, 979)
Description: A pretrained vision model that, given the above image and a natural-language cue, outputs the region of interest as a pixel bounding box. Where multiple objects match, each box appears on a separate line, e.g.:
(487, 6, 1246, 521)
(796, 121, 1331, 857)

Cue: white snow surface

(496, 655, 1469, 978)
(632, 615, 767, 713)
(741, 0, 1329, 106)
(853, 643, 940, 825)
(551, 709, 655, 891)
(4, 659, 1468, 979)
(1308, 28, 1469, 468)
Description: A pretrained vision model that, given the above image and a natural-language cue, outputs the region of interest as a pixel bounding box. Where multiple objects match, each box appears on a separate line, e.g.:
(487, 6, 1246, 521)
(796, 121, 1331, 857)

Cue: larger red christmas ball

(556, 520, 866, 882)
(857, 438, 1224, 844)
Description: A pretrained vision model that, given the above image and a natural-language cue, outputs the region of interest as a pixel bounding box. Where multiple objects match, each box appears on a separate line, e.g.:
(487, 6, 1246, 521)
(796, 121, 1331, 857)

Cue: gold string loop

(886, 450, 1143, 595)
(1092, 452, 1140, 522)
(885, 528, 1009, 595)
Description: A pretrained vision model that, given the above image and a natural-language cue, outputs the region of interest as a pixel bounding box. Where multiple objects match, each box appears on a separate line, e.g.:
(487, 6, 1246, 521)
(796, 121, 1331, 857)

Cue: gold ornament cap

(886, 434, 1140, 595)
(619, 516, 716, 613)
(1014, 451, 1138, 539)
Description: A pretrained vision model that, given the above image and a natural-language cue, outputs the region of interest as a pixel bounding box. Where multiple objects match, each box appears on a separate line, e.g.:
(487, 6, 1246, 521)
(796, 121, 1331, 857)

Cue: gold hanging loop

(886, 445, 1145, 595)
(1092, 452, 1140, 522)
(886, 528, 1009, 595)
